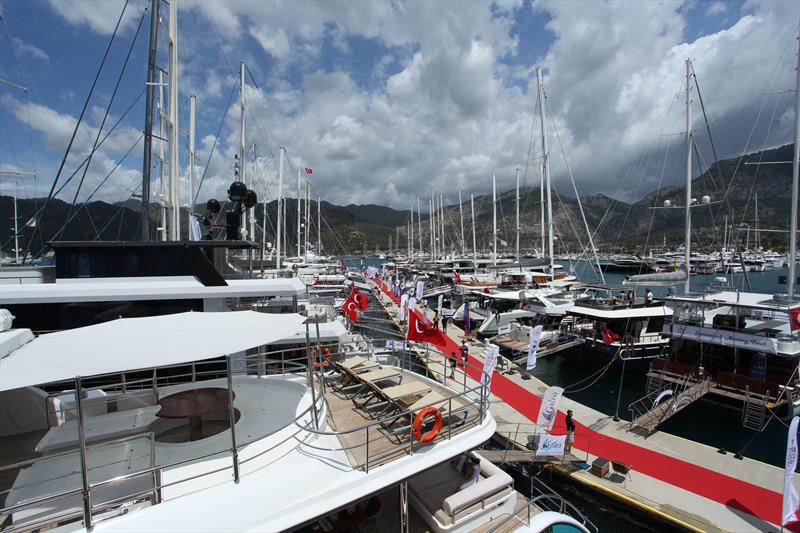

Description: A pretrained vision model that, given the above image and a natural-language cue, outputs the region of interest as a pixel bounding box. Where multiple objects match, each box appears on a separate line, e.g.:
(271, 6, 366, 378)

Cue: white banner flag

(400, 293, 409, 320)
(536, 386, 564, 432)
(527, 325, 543, 370)
(480, 344, 499, 396)
(536, 434, 566, 457)
(437, 294, 444, 311)
(783, 416, 800, 526)
(416, 280, 425, 300)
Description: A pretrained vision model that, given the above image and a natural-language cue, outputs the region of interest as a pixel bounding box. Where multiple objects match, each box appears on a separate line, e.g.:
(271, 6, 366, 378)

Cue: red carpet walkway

(372, 278, 790, 529)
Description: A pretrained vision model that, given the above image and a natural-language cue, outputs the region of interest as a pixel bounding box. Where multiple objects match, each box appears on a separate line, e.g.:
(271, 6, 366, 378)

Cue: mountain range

(1, 144, 794, 257)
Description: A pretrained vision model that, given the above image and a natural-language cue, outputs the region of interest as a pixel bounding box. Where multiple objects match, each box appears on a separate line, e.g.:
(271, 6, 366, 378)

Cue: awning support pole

(75, 376, 93, 530)
(226, 356, 240, 483)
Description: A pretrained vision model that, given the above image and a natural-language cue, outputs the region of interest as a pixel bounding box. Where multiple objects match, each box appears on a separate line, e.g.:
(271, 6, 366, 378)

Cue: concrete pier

(369, 279, 796, 532)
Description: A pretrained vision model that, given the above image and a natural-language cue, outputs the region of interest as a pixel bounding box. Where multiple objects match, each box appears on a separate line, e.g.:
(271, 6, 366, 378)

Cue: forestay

(0, 311, 307, 391)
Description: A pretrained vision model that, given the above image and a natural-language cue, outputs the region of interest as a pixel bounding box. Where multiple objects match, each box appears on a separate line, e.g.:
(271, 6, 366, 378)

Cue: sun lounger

(331, 357, 381, 391)
(359, 368, 401, 383)
(355, 381, 431, 412)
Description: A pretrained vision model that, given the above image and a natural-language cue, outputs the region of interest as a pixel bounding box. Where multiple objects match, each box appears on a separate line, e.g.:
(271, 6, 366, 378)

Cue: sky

(0, 0, 798, 214)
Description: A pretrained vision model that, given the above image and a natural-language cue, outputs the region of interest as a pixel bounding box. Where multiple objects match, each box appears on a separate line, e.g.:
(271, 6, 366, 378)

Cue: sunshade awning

(0, 311, 307, 391)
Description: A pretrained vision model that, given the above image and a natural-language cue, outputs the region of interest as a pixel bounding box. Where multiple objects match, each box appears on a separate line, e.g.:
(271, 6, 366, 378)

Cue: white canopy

(0, 311, 307, 391)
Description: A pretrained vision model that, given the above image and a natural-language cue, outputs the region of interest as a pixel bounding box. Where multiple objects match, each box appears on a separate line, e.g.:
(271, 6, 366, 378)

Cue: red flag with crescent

(791, 308, 800, 332)
(407, 310, 448, 348)
(352, 288, 369, 311)
(342, 294, 359, 321)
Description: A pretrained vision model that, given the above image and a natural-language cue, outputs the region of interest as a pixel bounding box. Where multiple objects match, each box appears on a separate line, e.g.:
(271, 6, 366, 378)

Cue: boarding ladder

(741, 386, 767, 432)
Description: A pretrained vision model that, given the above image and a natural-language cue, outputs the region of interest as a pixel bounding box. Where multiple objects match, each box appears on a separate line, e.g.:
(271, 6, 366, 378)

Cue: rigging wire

(62, 7, 146, 242)
(21, 0, 130, 262)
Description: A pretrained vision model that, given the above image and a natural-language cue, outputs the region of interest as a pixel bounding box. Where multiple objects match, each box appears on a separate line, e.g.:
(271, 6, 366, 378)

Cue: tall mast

(684, 59, 693, 293)
(317, 192, 321, 256)
(187, 94, 196, 239)
(166, 0, 180, 240)
(754, 192, 759, 250)
(417, 195, 422, 255)
(429, 193, 434, 259)
(471, 193, 477, 267)
(158, 71, 166, 241)
(515, 167, 520, 261)
(492, 173, 497, 266)
(409, 205, 414, 259)
(12, 183, 19, 263)
(305, 180, 310, 254)
(789, 31, 800, 298)
(140, 0, 160, 241)
(458, 188, 465, 257)
(239, 62, 251, 241)
(276, 146, 284, 268)
(296, 169, 302, 259)
(536, 66, 554, 277)
(539, 160, 545, 255)
(439, 194, 444, 258)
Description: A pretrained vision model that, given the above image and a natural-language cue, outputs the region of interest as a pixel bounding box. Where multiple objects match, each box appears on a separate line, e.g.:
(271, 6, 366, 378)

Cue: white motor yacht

(0, 311, 592, 533)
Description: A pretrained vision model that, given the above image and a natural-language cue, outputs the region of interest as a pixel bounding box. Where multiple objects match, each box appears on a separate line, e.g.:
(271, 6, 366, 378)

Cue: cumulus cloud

(12, 38, 49, 62)
(18, 0, 800, 213)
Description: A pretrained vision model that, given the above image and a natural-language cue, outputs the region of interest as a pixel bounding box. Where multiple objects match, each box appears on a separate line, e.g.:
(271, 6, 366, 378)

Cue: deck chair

(391, 391, 470, 439)
(343, 368, 402, 399)
(332, 357, 381, 391)
(355, 381, 432, 414)
(610, 460, 632, 483)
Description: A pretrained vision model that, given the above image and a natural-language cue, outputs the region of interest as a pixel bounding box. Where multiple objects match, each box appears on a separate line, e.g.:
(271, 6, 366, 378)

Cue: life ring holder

(412, 406, 443, 443)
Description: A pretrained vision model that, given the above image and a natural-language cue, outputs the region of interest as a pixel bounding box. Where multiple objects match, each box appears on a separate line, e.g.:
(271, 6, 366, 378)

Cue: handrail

(0, 361, 328, 528)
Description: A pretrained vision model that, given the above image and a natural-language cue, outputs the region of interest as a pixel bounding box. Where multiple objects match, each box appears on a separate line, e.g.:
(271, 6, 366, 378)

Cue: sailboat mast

(684, 58, 693, 293)
(239, 62, 249, 241)
(276, 147, 284, 268)
(140, 0, 160, 241)
(789, 31, 800, 298)
(409, 205, 414, 259)
(458, 188, 465, 257)
(297, 169, 302, 258)
(515, 167, 520, 261)
(188, 94, 196, 239)
(13, 183, 19, 263)
(471, 193, 477, 267)
(536, 66, 554, 277)
(429, 192, 434, 259)
(540, 160, 545, 256)
(317, 192, 321, 256)
(439, 194, 444, 258)
(492, 173, 497, 266)
(158, 71, 166, 241)
(167, 0, 180, 240)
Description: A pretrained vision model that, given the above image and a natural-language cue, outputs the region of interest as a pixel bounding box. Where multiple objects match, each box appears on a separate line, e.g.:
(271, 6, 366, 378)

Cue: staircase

(741, 387, 767, 431)
(629, 377, 712, 434)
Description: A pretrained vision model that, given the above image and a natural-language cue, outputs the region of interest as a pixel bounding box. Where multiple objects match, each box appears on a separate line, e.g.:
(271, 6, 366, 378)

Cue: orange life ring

(313, 353, 333, 369)
(412, 406, 443, 443)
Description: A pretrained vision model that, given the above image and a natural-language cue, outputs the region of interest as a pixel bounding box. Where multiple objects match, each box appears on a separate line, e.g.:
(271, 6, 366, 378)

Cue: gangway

(628, 377, 712, 434)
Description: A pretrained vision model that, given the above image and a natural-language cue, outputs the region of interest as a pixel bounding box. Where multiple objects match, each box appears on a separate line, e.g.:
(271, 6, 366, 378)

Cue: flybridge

(48, 241, 255, 286)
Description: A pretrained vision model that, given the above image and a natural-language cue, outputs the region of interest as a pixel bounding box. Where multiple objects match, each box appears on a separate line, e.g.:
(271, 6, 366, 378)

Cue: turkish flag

(453, 271, 461, 284)
(791, 308, 800, 332)
(352, 288, 369, 311)
(342, 294, 359, 321)
(602, 328, 620, 345)
(407, 310, 448, 348)
(304, 167, 313, 174)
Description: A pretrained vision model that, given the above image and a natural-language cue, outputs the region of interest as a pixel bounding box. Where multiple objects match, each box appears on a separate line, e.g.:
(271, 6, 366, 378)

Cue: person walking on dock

(449, 351, 458, 378)
(459, 340, 469, 368)
(565, 409, 575, 453)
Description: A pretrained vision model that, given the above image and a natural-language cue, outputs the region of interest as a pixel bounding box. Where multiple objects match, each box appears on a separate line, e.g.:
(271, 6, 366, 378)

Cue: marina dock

(370, 279, 797, 532)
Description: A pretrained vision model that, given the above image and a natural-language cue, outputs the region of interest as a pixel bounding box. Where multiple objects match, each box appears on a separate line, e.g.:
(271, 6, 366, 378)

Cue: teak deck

(325, 371, 480, 471)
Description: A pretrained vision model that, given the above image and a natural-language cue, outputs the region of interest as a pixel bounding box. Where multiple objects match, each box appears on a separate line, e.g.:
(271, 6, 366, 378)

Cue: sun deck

(325, 364, 484, 471)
